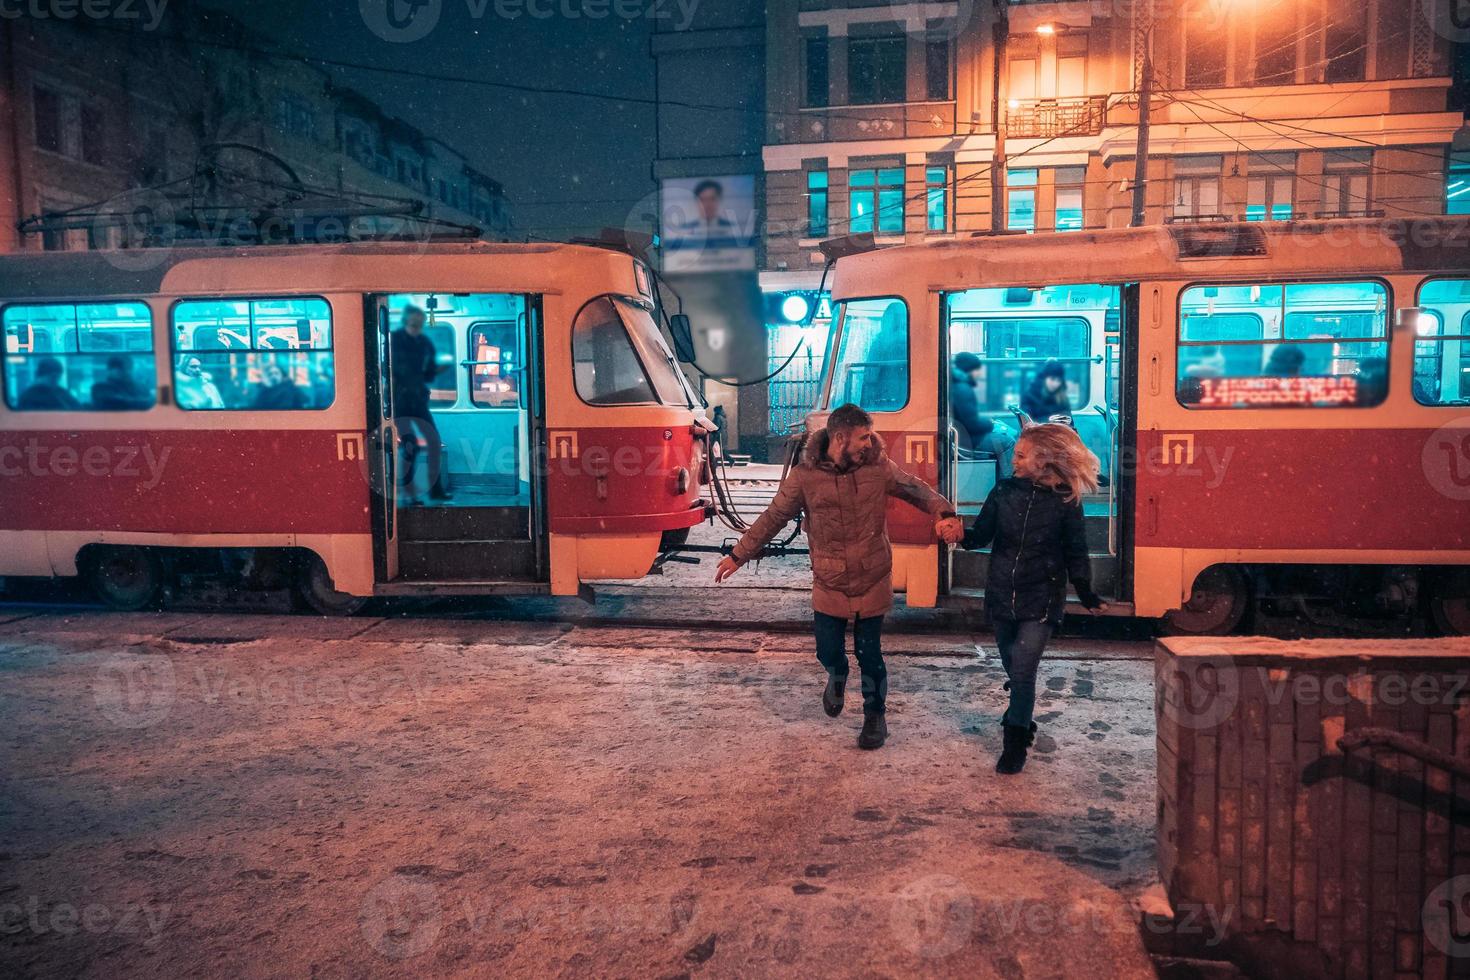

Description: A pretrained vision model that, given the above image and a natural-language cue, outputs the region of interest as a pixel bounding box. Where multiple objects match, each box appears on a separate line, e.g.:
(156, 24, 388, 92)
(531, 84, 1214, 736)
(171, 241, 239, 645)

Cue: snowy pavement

(0, 609, 1160, 978)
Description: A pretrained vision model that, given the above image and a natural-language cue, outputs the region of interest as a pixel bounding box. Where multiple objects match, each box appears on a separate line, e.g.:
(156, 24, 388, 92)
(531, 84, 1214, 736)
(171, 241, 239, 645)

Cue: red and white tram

(0, 241, 710, 612)
(816, 218, 1470, 633)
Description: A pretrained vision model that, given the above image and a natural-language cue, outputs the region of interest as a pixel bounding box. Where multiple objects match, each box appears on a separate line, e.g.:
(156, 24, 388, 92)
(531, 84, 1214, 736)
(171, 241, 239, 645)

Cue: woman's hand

(935, 516, 965, 544)
(714, 556, 741, 583)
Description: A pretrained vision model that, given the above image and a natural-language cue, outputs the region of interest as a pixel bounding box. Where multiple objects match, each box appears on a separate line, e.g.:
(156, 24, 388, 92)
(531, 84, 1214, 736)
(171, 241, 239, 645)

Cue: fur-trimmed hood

(798, 429, 890, 473)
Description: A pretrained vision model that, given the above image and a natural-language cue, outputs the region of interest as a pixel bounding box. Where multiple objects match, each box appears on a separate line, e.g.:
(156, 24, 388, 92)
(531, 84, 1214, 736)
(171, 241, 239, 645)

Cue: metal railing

(1006, 96, 1108, 139)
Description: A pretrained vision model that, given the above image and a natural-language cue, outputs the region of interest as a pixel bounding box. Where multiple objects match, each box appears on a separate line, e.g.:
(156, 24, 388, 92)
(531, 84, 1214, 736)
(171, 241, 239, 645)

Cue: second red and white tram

(0, 241, 711, 612)
(815, 218, 1470, 633)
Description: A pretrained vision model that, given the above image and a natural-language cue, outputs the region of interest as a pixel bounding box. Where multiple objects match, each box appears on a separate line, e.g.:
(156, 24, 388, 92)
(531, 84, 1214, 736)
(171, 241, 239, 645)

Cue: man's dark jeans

(993, 618, 1053, 729)
(813, 612, 886, 714)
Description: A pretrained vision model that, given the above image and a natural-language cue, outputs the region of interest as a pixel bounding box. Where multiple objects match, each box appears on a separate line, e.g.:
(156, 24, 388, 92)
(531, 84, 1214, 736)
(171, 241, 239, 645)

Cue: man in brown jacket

(716, 404, 963, 749)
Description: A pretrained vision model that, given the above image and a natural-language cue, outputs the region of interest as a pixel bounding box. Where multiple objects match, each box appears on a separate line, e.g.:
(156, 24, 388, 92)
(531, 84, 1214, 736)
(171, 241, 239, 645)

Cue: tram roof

(829, 218, 1470, 301)
(0, 240, 639, 300)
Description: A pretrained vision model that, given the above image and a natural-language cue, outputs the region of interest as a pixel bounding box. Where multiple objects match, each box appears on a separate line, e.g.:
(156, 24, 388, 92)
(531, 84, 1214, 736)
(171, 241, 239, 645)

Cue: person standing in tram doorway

(715, 404, 965, 750)
(961, 424, 1107, 775)
(390, 304, 451, 503)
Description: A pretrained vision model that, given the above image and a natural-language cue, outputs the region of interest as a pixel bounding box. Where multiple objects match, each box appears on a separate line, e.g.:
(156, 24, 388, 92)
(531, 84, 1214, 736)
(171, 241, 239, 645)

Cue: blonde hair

(1014, 423, 1100, 504)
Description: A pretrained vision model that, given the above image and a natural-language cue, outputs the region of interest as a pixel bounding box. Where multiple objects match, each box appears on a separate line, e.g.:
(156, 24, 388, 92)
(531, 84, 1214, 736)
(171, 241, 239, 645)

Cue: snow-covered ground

(0, 608, 1159, 978)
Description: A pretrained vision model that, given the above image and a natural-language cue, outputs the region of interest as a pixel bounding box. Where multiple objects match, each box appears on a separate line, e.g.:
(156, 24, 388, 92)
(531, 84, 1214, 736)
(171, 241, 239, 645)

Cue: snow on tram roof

(0, 239, 637, 300)
(829, 217, 1470, 300)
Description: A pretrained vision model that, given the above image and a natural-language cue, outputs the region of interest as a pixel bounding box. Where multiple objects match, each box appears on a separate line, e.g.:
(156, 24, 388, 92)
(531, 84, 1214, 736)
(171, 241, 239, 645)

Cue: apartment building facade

(0, 11, 511, 254)
(761, 0, 1466, 307)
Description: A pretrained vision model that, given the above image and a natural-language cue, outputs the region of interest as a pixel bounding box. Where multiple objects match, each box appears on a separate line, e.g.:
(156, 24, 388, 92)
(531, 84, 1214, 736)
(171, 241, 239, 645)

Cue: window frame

(806, 166, 830, 238)
(169, 294, 336, 412)
(466, 317, 523, 410)
(848, 164, 905, 236)
(821, 294, 911, 413)
(1174, 277, 1393, 411)
(925, 162, 951, 233)
(568, 293, 666, 409)
(846, 32, 907, 106)
(1412, 278, 1470, 407)
(948, 313, 1094, 409)
(2, 299, 158, 413)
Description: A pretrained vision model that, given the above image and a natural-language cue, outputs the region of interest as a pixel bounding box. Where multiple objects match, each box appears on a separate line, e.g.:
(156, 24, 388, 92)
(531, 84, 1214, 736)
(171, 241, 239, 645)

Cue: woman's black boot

(997, 723, 1033, 775)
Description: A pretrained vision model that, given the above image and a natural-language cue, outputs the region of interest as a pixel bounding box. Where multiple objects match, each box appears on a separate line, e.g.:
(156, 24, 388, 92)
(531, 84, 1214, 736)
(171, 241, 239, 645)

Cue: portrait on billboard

(660, 176, 756, 273)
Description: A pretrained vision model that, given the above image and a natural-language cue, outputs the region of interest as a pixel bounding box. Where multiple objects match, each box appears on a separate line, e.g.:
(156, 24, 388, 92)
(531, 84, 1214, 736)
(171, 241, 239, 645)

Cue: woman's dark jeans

(994, 618, 1053, 728)
(813, 612, 886, 714)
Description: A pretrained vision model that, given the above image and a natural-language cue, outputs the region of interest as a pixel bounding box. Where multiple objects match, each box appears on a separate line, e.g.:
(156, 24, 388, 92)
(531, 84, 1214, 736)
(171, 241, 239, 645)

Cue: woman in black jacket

(1020, 359, 1071, 423)
(963, 423, 1107, 774)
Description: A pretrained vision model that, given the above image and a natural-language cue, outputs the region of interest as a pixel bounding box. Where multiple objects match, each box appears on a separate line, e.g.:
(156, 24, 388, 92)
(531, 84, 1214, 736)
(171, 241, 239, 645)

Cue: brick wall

(1156, 637, 1470, 979)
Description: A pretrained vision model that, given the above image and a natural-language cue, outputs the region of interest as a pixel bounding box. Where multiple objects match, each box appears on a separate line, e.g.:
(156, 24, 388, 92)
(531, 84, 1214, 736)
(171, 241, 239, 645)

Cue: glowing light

(1036, 22, 1056, 35)
(1416, 313, 1439, 337)
(781, 294, 811, 323)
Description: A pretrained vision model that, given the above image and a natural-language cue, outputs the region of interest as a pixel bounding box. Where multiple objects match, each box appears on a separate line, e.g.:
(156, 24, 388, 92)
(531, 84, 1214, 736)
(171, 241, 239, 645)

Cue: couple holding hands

(715, 404, 1106, 774)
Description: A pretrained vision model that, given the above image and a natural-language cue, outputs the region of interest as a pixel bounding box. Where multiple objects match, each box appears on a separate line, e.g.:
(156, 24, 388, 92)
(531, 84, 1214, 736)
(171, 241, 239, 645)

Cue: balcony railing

(1006, 96, 1108, 139)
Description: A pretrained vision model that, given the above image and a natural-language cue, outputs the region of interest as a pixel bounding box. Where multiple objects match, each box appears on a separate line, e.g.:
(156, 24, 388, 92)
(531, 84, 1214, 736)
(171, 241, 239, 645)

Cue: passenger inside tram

(16, 356, 80, 411)
(1176, 280, 1390, 409)
(384, 292, 532, 508)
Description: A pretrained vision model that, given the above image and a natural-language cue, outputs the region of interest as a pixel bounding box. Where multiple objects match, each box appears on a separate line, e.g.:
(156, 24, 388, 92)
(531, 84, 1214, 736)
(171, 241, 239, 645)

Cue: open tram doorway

(941, 283, 1132, 608)
(366, 292, 547, 588)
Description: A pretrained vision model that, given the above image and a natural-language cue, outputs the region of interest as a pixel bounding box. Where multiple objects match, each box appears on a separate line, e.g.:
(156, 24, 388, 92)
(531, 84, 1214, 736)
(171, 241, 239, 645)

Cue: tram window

(1413, 279, 1470, 406)
(824, 298, 909, 412)
(172, 297, 334, 411)
(572, 296, 658, 406)
(947, 316, 1092, 413)
(469, 321, 520, 409)
(3, 302, 156, 412)
(1177, 280, 1388, 409)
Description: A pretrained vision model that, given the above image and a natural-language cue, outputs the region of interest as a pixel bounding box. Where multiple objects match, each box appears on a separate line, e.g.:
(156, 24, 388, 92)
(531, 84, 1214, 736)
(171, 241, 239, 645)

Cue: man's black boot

(997, 723, 1033, 774)
(822, 675, 846, 717)
(857, 710, 888, 750)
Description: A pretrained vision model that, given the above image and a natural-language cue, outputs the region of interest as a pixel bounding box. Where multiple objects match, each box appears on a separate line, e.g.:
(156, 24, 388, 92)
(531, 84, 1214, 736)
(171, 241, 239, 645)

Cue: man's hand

(935, 516, 965, 545)
(714, 556, 742, 583)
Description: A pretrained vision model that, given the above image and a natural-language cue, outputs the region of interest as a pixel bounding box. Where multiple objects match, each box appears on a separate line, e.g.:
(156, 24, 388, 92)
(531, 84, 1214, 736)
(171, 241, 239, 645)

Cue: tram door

(941, 283, 1130, 605)
(368, 293, 547, 586)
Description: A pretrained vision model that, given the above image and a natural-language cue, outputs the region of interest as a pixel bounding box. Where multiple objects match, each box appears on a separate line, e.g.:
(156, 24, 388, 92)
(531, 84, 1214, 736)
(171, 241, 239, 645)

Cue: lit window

(172, 297, 335, 411)
(1447, 152, 1470, 216)
(1055, 167, 1086, 231)
(849, 165, 905, 236)
(807, 167, 829, 237)
(1006, 169, 1037, 232)
(1413, 279, 1470, 406)
(926, 163, 951, 233)
(4, 302, 156, 412)
(1246, 153, 1295, 222)
(1177, 281, 1389, 409)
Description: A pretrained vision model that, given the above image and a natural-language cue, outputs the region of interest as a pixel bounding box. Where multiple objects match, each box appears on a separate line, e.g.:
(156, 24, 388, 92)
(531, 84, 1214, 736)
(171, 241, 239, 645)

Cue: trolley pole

(1129, 6, 1153, 228)
(990, 0, 1008, 234)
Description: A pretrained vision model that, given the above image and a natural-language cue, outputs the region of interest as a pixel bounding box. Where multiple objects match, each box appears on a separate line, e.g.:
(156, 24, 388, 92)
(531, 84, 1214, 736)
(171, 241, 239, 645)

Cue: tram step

(397, 539, 538, 581)
(398, 506, 529, 541)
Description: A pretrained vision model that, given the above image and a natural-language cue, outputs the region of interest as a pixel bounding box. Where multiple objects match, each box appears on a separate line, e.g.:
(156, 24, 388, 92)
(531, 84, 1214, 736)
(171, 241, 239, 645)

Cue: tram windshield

(821, 297, 909, 412)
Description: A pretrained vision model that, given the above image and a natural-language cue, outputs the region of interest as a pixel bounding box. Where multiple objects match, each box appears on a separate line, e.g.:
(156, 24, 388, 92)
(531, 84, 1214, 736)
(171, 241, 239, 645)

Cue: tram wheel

(1428, 568, 1470, 636)
(86, 546, 163, 611)
(1161, 565, 1249, 636)
(294, 555, 368, 617)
